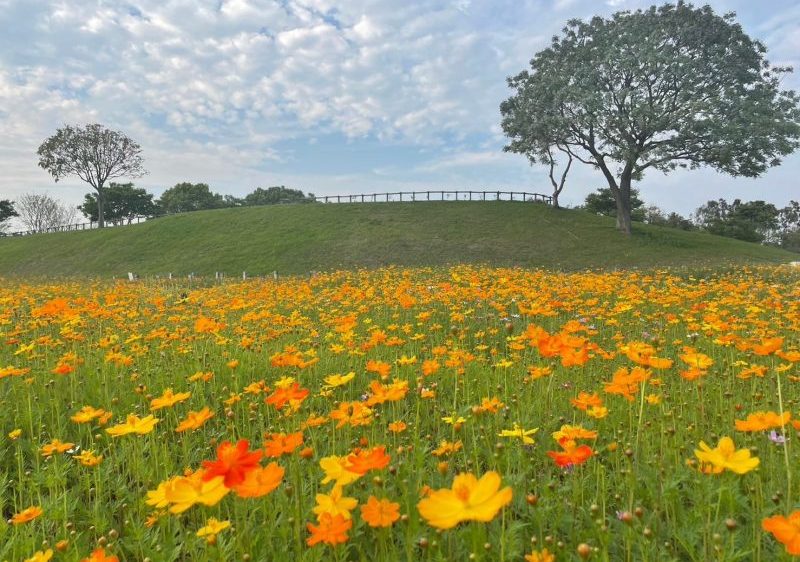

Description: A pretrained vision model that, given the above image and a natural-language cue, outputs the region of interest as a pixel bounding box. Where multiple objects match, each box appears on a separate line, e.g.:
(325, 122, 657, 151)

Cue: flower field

(1, 265, 799, 561)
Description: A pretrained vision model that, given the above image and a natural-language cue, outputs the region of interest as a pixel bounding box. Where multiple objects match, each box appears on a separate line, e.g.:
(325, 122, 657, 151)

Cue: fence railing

(2, 190, 551, 237)
(313, 190, 552, 204)
(2, 215, 151, 237)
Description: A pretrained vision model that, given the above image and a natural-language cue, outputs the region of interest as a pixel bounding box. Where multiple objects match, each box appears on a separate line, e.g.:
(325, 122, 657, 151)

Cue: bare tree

(15, 193, 77, 233)
(37, 123, 147, 228)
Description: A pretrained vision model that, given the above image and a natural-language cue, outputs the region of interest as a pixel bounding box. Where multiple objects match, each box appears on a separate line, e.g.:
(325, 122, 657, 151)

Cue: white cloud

(0, 0, 798, 219)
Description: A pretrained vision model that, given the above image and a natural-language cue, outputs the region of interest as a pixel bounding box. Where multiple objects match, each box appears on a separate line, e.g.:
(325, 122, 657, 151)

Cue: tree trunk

(96, 186, 105, 228)
(615, 172, 633, 235)
(552, 191, 560, 208)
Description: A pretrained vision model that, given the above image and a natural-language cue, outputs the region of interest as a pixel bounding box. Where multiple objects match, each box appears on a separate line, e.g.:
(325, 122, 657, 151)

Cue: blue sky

(1, 0, 798, 217)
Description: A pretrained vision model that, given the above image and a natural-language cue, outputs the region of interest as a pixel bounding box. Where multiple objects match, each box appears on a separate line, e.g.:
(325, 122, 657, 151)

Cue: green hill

(0, 201, 794, 277)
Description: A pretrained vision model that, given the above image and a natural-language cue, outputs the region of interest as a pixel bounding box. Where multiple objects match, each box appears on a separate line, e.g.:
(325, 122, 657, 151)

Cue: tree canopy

(501, 2, 800, 234)
(244, 186, 316, 206)
(37, 123, 147, 228)
(158, 182, 224, 214)
(79, 183, 158, 224)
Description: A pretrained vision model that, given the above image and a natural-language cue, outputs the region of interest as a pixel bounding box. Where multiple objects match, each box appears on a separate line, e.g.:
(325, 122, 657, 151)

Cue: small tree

(79, 183, 158, 224)
(158, 182, 224, 214)
(501, 2, 800, 234)
(15, 193, 77, 233)
(37, 123, 147, 228)
(243, 186, 316, 206)
(584, 188, 645, 222)
(0, 200, 18, 233)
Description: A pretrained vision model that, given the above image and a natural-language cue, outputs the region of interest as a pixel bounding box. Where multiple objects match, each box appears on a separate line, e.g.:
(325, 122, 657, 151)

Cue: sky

(1, 0, 799, 225)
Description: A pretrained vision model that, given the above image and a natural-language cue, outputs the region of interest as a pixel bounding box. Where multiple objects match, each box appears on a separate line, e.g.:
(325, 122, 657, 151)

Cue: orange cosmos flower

(40, 439, 75, 457)
(365, 359, 392, 379)
(360, 496, 400, 528)
(735, 411, 791, 432)
(175, 407, 215, 432)
(80, 548, 119, 562)
(552, 424, 598, 441)
(202, 439, 263, 487)
(11, 505, 43, 524)
(265, 383, 310, 411)
(571, 392, 603, 411)
(194, 316, 225, 334)
(751, 337, 783, 356)
(388, 421, 407, 433)
(150, 388, 191, 410)
(346, 446, 390, 474)
(233, 463, 285, 498)
(306, 513, 352, 547)
(680, 352, 714, 370)
(71, 406, 112, 424)
(525, 549, 555, 562)
(264, 431, 304, 457)
(417, 471, 512, 529)
(762, 510, 800, 555)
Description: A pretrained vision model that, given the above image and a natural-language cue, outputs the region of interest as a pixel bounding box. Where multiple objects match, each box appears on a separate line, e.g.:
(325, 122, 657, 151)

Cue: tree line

(0, 184, 316, 234)
(579, 188, 800, 251)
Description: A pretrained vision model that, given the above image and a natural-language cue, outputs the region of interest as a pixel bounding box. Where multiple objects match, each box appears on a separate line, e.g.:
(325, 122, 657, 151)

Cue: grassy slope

(0, 201, 794, 277)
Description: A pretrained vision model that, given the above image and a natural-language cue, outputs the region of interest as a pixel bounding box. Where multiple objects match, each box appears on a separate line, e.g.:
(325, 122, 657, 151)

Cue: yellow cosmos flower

(497, 423, 538, 444)
(323, 372, 355, 388)
(106, 414, 159, 437)
(694, 436, 759, 475)
(312, 486, 359, 520)
(24, 549, 53, 562)
(197, 518, 231, 543)
(8, 428, 22, 440)
(319, 456, 361, 487)
(164, 471, 230, 514)
(74, 450, 103, 467)
(417, 471, 513, 529)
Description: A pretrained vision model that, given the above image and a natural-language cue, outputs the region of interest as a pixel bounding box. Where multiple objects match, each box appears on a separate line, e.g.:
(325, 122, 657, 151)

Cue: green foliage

(501, 2, 800, 233)
(0, 202, 793, 277)
(243, 186, 316, 206)
(694, 199, 780, 244)
(79, 183, 158, 223)
(584, 188, 645, 222)
(158, 182, 224, 214)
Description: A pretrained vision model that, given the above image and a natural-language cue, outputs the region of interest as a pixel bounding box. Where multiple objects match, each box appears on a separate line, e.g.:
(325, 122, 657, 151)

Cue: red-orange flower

(547, 439, 593, 468)
(201, 439, 263, 487)
(264, 431, 304, 458)
(346, 446, 390, 474)
(306, 513, 352, 547)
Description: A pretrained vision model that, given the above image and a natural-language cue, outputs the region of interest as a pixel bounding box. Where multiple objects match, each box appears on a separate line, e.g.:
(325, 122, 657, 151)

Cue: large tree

(78, 182, 158, 224)
(501, 2, 800, 234)
(37, 123, 147, 228)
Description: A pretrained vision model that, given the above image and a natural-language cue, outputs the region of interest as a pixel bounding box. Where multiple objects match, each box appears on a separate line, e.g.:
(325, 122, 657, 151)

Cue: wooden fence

(2, 190, 551, 237)
(313, 190, 552, 204)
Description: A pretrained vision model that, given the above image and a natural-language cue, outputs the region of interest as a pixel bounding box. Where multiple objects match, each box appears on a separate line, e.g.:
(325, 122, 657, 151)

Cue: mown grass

(0, 202, 794, 278)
